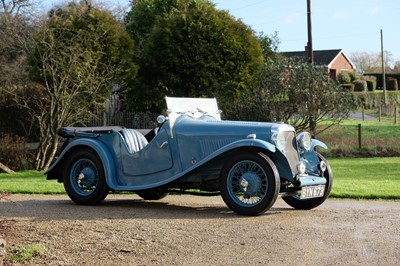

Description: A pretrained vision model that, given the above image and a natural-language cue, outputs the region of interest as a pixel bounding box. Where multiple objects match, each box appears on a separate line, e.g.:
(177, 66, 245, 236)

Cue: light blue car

(46, 97, 332, 216)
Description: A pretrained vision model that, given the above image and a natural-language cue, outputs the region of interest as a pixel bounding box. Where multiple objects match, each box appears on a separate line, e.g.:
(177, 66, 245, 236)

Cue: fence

(318, 123, 400, 156)
(0, 111, 159, 140)
(79, 111, 159, 129)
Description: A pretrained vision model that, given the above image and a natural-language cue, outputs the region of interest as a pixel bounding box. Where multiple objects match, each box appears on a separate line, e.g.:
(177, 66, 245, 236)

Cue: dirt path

(1, 194, 399, 265)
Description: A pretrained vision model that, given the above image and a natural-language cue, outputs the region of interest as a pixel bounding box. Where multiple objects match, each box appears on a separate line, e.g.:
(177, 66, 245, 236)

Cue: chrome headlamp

(297, 132, 312, 152)
(272, 132, 287, 152)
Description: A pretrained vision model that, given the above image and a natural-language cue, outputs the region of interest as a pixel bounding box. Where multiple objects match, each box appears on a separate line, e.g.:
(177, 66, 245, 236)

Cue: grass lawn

(0, 171, 65, 194)
(329, 157, 400, 200)
(1, 157, 399, 200)
(317, 119, 400, 156)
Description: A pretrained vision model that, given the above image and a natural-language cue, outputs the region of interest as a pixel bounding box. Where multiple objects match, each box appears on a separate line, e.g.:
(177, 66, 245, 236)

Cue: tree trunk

(0, 162, 15, 174)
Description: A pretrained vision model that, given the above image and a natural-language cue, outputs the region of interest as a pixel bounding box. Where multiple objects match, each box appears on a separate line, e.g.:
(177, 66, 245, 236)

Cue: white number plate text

(300, 185, 325, 199)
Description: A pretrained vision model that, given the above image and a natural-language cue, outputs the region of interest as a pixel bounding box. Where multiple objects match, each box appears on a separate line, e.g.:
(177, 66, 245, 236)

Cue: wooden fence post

(379, 106, 382, 122)
(358, 124, 362, 151)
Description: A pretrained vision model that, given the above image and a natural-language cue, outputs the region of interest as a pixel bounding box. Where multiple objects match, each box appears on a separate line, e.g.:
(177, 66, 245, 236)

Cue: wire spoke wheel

(64, 148, 109, 205)
(70, 158, 99, 196)
(220, 152, 280, 216)
(227, 160, 268, 207)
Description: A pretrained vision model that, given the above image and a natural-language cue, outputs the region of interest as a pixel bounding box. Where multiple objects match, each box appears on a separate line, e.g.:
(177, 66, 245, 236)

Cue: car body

(46, 97, 332, 215)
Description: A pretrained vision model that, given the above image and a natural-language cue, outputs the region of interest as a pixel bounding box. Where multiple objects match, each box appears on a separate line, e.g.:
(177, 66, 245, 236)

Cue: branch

(0, 162, 15, 174)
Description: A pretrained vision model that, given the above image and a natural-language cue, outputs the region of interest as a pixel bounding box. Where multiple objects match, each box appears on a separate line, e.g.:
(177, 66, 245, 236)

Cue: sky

(42, 0, 400, 62)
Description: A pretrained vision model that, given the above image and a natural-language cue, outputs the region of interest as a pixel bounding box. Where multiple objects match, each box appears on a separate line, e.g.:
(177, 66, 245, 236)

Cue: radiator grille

(283, 131, 300, 174)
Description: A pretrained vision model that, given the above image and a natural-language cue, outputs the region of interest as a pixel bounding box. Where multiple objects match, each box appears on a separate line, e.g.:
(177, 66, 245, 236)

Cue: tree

(24, 1, 137, 170)
(125, 0, 263, 112)
(350, 51, 394, 73)
(223, 56, 357, 136)
(0, 0, 39, 141)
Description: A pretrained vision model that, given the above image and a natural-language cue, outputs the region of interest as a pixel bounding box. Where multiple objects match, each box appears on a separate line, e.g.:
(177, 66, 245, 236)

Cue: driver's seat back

(122, 129, 148, 153)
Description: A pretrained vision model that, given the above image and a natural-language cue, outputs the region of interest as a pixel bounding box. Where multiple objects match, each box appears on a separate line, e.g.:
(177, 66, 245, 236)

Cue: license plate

(300, 185, 325, 199)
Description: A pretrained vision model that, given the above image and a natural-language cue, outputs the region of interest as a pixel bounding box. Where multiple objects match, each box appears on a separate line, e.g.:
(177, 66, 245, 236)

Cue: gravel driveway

(1, 194, 399, 265)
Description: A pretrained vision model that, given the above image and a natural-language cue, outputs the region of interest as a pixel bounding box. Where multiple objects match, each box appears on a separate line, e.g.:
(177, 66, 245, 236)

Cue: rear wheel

(282, 153, 333, 210)
(219, 152, 280, 216)
(63, 148, 109, 205)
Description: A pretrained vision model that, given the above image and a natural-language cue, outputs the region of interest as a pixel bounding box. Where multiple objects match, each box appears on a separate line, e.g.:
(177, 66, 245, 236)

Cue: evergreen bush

(353, 80, 367, 92)
(338, 71, 351, 84)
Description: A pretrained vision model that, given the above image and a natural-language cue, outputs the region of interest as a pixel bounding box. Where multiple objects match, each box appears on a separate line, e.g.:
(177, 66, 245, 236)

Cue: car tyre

(219, 152, 280, 216)
(64, 148, 109, 205)
(282, 152, 333, 210)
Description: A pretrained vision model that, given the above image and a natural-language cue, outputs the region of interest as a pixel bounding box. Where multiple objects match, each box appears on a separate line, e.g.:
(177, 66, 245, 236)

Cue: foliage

(25, 1, 137, 170)
(348, 70, 361, 82)
(257, 31, 280, 60)
(338, 71, 351, 84)
(7, 244, 47, 263)
(354, 91, 400, 109)
(352, 79, 367, 92)
(0, 2, 36, 138)
(222, 56, 357, 136)
(125, 0, 263, 112)
(387, 78, 399, 91)
(0, 134, 33, 170)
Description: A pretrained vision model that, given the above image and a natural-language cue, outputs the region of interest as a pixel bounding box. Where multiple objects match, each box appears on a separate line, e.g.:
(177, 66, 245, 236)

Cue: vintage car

(46, 97, 332, 216)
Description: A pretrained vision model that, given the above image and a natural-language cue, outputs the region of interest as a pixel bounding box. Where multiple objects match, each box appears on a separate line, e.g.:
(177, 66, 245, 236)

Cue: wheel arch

(46, 139, 117, 189)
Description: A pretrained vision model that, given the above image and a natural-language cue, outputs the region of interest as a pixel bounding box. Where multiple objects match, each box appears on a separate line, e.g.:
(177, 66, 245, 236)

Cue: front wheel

(219, 152, 280, 216)
(282, 153, 333, 210)
(63, 148, 109, 205)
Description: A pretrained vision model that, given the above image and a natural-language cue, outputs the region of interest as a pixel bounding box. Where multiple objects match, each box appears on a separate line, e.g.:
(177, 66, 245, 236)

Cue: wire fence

(81, 111, 159, 129)
(0, 111, 159, 141)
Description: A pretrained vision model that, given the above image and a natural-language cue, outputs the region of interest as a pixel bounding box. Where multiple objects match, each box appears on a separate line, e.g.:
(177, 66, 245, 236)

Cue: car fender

(46, 138, 118, 188)
(312, 139, 328, 150)
(217, 138, 276, 154)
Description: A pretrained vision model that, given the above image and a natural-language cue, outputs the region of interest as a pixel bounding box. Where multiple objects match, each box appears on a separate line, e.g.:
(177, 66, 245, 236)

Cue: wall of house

(329, 53, 354, 79)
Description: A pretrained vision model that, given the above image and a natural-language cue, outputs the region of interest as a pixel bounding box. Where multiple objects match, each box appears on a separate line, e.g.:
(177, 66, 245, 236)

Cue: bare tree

(0, 0, 34, 16)
(350, 51, 394, 73)
(24, 2, 136, 170)
(223, 56, 357, 136)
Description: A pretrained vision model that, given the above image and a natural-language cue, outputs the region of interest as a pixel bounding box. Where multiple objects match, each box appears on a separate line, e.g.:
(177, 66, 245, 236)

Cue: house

(281, 49, 356, 80)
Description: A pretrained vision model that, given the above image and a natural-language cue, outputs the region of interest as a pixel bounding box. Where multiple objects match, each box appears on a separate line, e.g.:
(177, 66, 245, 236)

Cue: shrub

(349, 71, 361, 82)
(353, 80, 367, 92)
(366, 80, 377, 92)
(341, 84, 354, 92)
(338, 71, 351, 84)
(0, 134, 33, 171)
(387, 78, 399, 91)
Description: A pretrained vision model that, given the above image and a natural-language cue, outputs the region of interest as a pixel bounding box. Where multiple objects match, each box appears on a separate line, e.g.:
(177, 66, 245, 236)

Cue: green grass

(7, 244, 47, 263)
(329, 157, 400, 200)
(0, 170, 64, 194)
(1, 158, 400, 200)
(317, 119, 400, 156)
